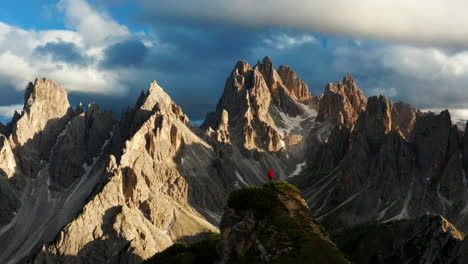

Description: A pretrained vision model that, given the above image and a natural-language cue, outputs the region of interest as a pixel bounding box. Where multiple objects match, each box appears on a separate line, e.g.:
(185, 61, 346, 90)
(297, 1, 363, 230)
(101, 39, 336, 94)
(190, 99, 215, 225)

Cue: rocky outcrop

(316, 76, 367, 127)
(218, 182, 349, 263)
(206, 109, 231, 144)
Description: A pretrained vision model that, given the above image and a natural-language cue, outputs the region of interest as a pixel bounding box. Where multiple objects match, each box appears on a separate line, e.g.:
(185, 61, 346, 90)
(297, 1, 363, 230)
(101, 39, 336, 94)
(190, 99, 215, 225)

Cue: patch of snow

(289, 161, 306, 178)
(384, 189, 412, 222)
(377, 201, 397, 221)
(275, 103, 317, 135)
(181, 157, 184, 165)
(235, 172, 249, 186)
(437, 184, 453, 214)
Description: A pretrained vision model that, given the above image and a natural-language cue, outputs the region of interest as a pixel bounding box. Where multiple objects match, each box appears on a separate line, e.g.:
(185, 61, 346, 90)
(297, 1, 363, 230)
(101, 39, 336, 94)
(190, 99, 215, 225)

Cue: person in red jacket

(268, 169, 275, 181)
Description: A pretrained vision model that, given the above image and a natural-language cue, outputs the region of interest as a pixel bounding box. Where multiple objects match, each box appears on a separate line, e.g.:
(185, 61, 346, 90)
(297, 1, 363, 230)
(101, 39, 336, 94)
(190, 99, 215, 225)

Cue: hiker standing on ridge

(268, 169, 275, 181)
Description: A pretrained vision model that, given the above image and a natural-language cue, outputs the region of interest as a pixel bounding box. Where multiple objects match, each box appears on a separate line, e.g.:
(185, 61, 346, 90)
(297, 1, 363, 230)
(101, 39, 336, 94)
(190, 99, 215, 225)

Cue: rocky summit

(1, 57, 468, 263)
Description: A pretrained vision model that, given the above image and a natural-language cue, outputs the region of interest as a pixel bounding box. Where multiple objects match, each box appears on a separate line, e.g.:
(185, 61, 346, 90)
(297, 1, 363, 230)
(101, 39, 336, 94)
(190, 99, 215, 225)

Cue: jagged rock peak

(256, 56, 273, 70)
(317, 75, 367, 127)
(233, 60, 251, 74)
(24, 78, 70, 110)
(278, 65, 312, 101)
(138, 81, 175, 111)
(254, 56, 281, 93)
(12, 78, 73, 147)
(136, 80, 190, 125)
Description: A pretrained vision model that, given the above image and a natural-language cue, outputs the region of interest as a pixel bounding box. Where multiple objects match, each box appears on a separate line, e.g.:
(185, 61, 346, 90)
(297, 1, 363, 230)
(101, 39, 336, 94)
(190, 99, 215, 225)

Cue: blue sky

(1, 0, 468, 124)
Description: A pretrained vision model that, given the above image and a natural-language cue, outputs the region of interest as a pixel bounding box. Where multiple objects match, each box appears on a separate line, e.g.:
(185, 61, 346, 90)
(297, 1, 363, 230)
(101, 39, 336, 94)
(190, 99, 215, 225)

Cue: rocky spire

(316, 75, 367, 127)
(11, 78, 73, 148)
(278, 65, 312, 101)
(203, 57, 315, 152)
(203, 58, 283, 151)
(255, 56, 279, 92)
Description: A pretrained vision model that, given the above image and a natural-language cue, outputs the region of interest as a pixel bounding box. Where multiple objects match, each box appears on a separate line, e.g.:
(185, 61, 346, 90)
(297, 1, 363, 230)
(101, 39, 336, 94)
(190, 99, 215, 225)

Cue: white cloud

(0, 0, 133, 95)
(141, 0, 468, 48)
(57, 0, 129, 46)
(381, 46, 468, 79)
(262, 34, 317, 50)
(331, 42, 468, 110)
(0, 104, 22, 119)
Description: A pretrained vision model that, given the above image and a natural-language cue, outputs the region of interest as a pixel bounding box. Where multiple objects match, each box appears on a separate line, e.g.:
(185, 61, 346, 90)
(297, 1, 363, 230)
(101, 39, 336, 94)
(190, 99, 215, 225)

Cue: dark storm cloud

(0, 78, 25, 105)
(94, 25, 266, 121)
(34, 41, 89, 65)
(137, 0, 468, 49)
(101, 39, 149, 68)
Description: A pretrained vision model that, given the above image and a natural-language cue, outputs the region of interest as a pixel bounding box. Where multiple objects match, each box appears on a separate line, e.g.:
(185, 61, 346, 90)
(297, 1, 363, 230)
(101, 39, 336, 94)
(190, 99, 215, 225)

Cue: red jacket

(268, 169, 274, 179)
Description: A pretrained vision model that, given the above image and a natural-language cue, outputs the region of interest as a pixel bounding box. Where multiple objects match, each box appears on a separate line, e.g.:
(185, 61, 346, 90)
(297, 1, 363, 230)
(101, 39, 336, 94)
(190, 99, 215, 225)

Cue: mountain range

(1, 56, 468, 263)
